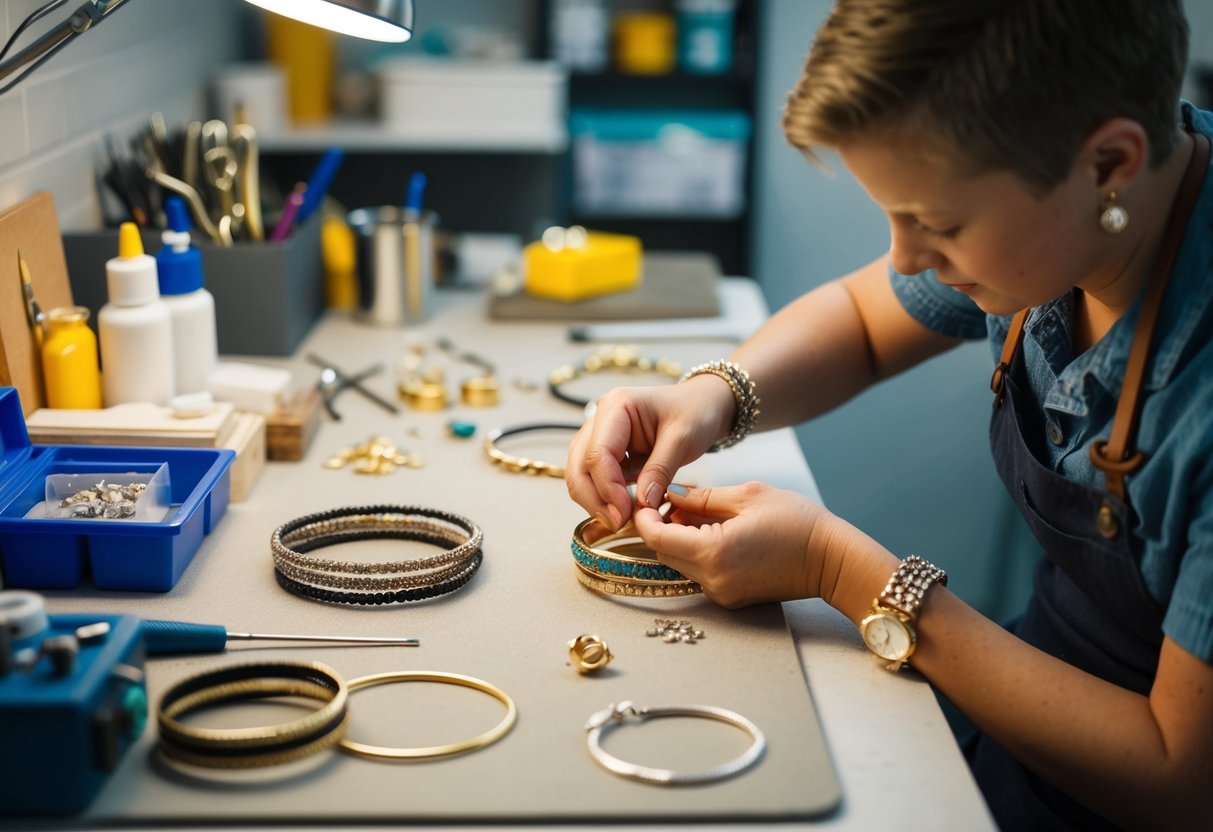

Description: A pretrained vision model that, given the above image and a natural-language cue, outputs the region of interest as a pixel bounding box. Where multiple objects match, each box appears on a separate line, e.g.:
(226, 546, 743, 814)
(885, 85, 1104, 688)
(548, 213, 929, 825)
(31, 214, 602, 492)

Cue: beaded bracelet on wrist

(679, 360, 760, 452)
(548, 345, 682, 408)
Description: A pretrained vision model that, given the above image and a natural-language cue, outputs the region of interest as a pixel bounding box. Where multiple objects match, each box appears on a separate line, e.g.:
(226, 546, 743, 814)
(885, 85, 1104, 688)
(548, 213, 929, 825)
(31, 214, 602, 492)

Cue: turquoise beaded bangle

(571, 518, 693, 585)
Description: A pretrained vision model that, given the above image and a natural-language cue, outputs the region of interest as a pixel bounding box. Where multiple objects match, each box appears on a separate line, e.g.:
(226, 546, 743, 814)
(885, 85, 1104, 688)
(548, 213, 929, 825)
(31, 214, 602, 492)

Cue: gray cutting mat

(35, 314, 841, 826)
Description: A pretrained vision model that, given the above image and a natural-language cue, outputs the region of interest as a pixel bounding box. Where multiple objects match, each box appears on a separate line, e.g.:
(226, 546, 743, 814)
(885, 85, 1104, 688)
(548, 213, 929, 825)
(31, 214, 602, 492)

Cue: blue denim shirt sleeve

(1168, 479, 1213, 661)
(888, 264, 989, 340)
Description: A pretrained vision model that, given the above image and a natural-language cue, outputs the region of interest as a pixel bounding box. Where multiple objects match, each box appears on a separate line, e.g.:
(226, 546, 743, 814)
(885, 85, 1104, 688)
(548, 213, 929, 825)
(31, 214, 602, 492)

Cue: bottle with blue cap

(156, 197, 217, 396)
(98, 223, 175, 405)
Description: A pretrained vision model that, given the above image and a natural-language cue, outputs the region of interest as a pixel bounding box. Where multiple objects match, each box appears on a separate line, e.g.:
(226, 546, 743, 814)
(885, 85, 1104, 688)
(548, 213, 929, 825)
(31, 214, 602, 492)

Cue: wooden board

(25, 402, 237, 448)
(0, 192, 76, 416)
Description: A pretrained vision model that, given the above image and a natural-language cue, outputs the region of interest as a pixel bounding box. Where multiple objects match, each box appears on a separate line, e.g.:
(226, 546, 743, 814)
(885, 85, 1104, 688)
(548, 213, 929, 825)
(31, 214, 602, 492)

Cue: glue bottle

(156, 197, 217, 396)
(40, 305, 102, 409)
(98, 223, 175, 405)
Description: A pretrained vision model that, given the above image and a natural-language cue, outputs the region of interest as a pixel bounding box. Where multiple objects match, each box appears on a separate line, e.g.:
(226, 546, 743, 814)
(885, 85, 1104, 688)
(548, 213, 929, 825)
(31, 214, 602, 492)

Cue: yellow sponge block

(523, 231, 643, 302)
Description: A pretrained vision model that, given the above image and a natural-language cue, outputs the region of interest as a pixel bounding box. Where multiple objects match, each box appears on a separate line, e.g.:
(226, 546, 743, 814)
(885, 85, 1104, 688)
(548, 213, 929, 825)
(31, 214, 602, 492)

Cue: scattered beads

(645, 619, 705, 644)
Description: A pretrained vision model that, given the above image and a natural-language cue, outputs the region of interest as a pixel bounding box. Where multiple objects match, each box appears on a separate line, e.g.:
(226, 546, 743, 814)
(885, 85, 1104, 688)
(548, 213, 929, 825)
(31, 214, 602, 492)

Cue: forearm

(818, 517, 1211, 830)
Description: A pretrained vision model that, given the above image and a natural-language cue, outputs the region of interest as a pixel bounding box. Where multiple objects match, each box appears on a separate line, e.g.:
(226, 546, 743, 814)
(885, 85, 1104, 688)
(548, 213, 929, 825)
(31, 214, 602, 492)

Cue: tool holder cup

(348, 206, 437, 327)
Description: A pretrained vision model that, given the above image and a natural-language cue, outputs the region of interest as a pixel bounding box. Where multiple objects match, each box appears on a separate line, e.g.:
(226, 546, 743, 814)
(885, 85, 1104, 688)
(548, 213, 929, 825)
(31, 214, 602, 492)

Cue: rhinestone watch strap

(879, 555, 948, 617)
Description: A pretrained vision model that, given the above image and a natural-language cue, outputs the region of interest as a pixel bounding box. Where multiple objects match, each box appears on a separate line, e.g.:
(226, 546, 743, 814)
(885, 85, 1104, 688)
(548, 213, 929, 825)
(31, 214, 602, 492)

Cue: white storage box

(378, 59, 568, 150)
(570, 109, 751, 218)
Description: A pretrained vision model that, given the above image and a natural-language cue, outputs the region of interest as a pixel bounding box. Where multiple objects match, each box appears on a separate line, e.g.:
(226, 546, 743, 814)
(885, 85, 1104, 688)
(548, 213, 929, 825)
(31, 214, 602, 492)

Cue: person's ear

(1079, 118, 1149, 192)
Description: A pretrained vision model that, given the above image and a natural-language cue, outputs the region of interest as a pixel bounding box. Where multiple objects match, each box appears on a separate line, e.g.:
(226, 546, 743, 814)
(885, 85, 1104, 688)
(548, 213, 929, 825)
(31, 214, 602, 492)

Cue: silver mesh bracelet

(584, 700, 765, 785)
(679, 360, 760, 451)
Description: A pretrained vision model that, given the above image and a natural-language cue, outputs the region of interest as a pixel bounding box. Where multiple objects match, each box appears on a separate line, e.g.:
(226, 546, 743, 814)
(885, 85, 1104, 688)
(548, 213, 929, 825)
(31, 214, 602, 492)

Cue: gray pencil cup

(348, 206, 436, 326)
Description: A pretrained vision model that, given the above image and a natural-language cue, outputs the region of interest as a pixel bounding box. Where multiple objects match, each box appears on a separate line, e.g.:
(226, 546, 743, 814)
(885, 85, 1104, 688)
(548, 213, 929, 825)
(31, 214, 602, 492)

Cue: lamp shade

(242, 0, 413, 43)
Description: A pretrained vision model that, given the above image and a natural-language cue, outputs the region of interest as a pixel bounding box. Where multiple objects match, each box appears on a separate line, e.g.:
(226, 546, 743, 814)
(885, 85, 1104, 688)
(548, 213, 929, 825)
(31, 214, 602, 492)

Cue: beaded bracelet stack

(679, 359, 760, 451)
(270, 505, 484, 606)
(571, 518, 701, 598)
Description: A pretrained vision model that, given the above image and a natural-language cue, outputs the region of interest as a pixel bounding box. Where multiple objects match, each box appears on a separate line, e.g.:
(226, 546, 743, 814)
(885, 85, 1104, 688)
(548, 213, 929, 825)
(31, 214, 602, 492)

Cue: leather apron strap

(991, 133, 1211, 506)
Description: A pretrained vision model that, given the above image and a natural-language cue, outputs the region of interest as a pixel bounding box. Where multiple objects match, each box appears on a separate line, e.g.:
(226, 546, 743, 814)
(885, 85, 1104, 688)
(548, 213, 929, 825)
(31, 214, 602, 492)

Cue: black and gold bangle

(548, 345, 681, 408)
(270, 506, 484, 605)
(157, 661, 349, 769)
(275, 550, 483, 606)
(484, 423, 581, 478)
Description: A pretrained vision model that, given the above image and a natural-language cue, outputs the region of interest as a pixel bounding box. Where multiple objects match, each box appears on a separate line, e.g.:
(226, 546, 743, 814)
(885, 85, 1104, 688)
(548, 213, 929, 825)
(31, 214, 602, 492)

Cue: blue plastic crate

(0, 388, 234, 591)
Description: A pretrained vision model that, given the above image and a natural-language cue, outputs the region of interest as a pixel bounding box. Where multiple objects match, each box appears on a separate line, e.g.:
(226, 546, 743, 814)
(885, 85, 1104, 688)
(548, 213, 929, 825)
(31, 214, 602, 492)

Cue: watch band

(878, 555, 948, 619)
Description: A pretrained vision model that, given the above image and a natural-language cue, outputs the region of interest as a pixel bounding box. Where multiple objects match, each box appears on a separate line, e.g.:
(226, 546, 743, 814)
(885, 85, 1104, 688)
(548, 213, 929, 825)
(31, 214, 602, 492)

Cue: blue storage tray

(0, 388, 234, 592)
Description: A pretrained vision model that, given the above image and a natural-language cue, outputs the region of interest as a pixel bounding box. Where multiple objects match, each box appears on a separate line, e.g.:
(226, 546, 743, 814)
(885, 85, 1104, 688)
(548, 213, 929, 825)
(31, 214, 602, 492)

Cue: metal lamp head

(242, 0, 414, 43)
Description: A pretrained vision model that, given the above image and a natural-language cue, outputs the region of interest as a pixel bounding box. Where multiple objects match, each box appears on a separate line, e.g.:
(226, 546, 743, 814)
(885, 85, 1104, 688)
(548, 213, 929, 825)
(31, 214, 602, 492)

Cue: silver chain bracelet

(584, 700, 766, 785)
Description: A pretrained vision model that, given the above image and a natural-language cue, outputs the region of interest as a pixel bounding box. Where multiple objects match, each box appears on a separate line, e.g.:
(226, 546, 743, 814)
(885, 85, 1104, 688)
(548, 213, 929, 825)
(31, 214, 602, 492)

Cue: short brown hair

(783, 0, 1189, 191)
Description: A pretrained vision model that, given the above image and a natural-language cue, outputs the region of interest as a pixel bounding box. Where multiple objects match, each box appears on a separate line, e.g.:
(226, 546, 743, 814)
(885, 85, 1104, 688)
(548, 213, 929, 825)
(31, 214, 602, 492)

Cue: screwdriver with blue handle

(140, 619, 419, 654)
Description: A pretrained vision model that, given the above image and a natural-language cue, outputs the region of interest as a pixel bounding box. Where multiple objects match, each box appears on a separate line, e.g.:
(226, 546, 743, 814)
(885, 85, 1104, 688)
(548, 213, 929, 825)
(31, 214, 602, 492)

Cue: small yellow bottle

(41, 305, 103, 409)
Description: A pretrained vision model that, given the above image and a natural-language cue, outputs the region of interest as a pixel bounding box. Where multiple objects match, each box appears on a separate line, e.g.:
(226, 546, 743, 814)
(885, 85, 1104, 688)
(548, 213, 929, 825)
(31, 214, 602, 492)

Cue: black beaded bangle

(548, 346, 682, 408)
(274, 550, 484, 606)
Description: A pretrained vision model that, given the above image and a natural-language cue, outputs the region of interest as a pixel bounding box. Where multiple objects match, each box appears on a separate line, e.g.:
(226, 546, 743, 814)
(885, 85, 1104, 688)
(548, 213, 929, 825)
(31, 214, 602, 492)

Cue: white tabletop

(32, 279, 993, 831)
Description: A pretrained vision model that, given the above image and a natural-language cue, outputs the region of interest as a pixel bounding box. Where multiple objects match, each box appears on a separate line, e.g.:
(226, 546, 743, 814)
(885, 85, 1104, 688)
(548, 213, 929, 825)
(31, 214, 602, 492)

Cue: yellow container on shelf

(523, 230, 642, 302)
(613, 12, 676, 75)
(41, 306, 103, 410)
(266, 13, 334, 124)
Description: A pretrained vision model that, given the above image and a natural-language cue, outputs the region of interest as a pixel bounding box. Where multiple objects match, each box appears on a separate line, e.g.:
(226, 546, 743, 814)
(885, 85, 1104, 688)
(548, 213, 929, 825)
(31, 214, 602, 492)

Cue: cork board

(0, 192, 75, 415)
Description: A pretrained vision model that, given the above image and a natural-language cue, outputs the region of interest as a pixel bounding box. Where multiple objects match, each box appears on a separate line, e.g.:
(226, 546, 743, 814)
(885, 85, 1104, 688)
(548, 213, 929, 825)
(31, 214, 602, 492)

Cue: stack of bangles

(270, 505, 483, 606)
(571, 518, 701, 597)
(157, 661, 349, 769)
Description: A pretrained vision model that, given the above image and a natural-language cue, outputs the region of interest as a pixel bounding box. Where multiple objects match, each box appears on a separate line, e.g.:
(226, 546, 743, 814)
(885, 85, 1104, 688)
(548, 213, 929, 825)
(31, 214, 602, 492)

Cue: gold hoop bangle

(339, 671, 517, 760)
(484, 423, 581, 478)
(573, 560, 702, 597)
(548, 345, 681, 408)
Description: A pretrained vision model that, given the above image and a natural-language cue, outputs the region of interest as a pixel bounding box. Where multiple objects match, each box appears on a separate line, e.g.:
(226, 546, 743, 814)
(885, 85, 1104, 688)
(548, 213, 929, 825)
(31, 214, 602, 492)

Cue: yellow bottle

(41, 306, 103, 409)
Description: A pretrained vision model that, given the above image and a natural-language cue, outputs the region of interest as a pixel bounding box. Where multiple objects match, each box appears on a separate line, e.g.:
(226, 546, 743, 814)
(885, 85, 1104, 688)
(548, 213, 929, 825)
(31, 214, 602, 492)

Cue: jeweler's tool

(17, 248, 44, 343)
(140, 619, 420, 655)
(306, 354, 400, 414)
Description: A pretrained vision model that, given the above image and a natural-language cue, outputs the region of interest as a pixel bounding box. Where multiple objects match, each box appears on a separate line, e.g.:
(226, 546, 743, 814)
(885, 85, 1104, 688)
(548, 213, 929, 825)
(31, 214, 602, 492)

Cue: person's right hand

(565, 374, 737, 531)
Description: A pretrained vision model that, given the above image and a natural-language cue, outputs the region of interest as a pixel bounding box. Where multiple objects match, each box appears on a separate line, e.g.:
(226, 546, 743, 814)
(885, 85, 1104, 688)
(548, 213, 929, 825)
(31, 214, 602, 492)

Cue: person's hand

(632, 481, 838, 609)
(565, 377, 736, 531)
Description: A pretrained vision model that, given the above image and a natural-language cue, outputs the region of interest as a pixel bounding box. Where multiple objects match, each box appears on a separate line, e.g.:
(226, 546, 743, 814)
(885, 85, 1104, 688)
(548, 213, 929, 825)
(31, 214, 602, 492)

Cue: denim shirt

(890, 102, 1213, 663)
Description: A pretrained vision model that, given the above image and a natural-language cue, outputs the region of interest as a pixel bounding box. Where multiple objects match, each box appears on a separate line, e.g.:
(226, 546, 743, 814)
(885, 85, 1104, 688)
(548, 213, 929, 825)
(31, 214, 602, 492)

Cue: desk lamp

(0, 0, 414, 95)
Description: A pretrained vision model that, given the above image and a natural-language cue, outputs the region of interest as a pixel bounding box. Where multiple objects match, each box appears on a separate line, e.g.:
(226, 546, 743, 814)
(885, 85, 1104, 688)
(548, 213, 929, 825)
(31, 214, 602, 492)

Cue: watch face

(861, 610, 913, 661)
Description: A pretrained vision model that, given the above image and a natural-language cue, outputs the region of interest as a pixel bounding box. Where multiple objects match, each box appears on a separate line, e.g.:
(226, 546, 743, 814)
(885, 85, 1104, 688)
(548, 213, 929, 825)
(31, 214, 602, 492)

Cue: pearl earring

(1100, 191, 1129, 234)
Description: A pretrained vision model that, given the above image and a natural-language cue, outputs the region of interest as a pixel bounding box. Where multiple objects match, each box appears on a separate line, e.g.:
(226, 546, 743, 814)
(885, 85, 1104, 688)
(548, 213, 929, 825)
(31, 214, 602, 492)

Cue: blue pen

(295, 147, 345, 225)
(404, 171, 427, 219)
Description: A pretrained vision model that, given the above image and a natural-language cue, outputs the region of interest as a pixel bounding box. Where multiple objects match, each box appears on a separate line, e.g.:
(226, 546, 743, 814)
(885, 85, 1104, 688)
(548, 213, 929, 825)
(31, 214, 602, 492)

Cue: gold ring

(339, 671, 516, 760)
(461, 375, 500, 406)
(568, 633, 613, 674)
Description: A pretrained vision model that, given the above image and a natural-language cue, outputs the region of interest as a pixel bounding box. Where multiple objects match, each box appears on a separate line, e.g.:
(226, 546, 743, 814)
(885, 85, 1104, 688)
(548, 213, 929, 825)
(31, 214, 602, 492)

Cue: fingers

(633, 433, 697, 511)
(565, 422, 628, 530)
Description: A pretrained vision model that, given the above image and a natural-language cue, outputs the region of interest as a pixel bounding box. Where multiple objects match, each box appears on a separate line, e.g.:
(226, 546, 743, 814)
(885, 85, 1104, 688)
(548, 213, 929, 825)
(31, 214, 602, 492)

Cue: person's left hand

(632, 481, 836, 609)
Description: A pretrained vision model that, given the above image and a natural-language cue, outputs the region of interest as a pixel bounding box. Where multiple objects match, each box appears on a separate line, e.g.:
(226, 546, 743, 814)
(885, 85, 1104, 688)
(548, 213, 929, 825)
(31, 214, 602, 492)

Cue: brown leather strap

(990, 308, 1029, 409)
(1090, 132, 1210, 501)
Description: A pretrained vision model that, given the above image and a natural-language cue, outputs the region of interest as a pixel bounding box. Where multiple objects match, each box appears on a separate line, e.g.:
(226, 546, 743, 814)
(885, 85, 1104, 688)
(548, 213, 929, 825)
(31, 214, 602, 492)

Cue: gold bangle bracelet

(548, 345, 681, 408)
(339, 671, 517, 760)
(484, 423, 581, 478)
(573, 561, 702, 597)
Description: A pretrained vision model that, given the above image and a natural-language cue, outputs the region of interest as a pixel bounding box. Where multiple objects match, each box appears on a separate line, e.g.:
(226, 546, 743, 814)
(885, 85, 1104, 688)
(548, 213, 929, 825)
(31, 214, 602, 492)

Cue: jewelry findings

(323, 435, 423, 474)
(584, 701, 766, 785)
(646, 619, 705, 644)
(568, 633, 613, 674)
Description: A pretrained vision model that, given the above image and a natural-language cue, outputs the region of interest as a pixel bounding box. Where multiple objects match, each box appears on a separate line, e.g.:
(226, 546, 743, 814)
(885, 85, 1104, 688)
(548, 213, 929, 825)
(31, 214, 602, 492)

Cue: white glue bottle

(156, 197, 217, 396)
(98, 222, 175, 405)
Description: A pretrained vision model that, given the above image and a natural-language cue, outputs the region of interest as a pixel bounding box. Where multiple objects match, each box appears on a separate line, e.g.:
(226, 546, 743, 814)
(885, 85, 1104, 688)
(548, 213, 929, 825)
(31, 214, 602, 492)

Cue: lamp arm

(0, 0, 131, 93)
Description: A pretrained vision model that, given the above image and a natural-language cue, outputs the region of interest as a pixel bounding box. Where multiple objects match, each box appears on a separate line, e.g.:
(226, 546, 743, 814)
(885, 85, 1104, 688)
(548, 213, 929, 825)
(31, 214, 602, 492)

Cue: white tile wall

(0, 0, 246, 230)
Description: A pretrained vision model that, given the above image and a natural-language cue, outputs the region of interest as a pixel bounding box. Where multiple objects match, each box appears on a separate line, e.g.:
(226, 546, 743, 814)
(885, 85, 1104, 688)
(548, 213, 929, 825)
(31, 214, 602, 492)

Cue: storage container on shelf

(569, 108, 751, 218)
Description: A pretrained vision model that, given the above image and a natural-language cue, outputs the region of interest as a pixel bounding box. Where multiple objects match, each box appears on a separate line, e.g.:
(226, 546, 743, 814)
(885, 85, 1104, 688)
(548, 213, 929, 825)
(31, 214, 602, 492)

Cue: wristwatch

(859, 555, 948, 671)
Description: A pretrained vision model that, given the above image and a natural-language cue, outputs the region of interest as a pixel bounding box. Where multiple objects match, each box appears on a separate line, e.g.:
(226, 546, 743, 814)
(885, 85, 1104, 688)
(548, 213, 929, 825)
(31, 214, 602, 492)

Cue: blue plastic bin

(0, 388, 234, 591)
